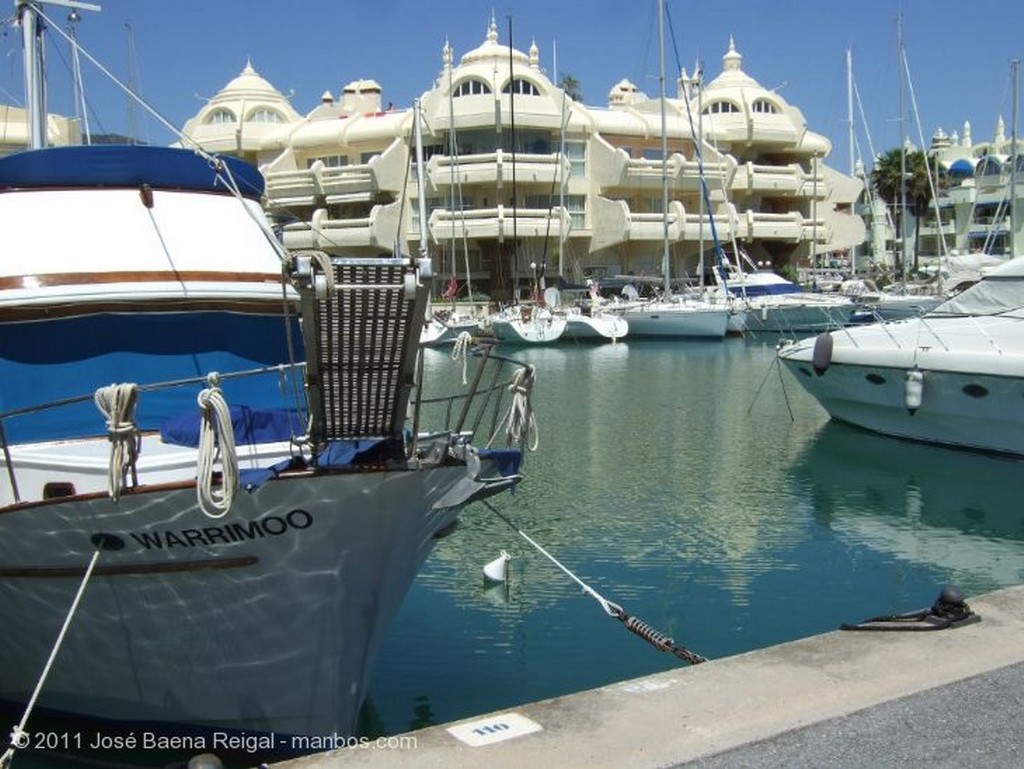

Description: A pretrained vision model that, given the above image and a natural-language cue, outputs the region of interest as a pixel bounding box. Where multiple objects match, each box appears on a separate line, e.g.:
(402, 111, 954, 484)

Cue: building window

(308, 155, 348, 169)
(247, 108, 285, 123)
(702, 101, 740, 114)
(454, 79, 492, 97)
(206, 108, 236, 125)
(976, 156, 1002, 177)
(502, 78, 540, 96)
(566, 142, 586, 178)
(566, 194, 586, 228)
(752, 99, 778, 114)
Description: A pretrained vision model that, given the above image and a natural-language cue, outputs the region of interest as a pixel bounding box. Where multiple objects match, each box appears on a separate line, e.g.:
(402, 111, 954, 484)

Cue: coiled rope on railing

(1, 550, 101, 769)
(196, 373, 238, 518)
(489, 365, 538, 451)
(482, 500, 706, 666)
(93, 383, 141, 502)
(451, 331, 473, 385)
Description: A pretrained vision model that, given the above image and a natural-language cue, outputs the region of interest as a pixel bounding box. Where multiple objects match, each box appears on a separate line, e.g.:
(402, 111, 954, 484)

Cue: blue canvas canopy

(0, 144, 264, 198)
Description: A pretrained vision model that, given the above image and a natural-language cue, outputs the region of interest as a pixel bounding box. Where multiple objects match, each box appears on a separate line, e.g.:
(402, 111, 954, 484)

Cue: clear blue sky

(3, 0, 1022, 170)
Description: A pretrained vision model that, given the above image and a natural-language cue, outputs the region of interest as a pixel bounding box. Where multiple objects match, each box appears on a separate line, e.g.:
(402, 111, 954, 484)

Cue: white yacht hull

(0, 438, 509, 740)
(738, 294, 854, 333)
(490, 309, 567, 344)
(615, 302, 728, 339)
(562, 310, 628, 341)
(778, 314, 1024, 455)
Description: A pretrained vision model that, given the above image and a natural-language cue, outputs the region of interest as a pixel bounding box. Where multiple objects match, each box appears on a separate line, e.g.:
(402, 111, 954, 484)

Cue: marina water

(360, 336, 1024, 736)
(15, 337, 1024, 767)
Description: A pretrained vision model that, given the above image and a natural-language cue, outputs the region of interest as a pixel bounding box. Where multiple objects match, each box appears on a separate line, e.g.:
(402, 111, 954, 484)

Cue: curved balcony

(732, 162, 803, 195)
(798, 169, 829, 200)
(426, 205, 571, 242)
(800, 214, 833, 244)
(427, 151, 567, 190)
(279, 203, 401, 253)
(265, 165, 321, 210)
(617, 154, 730, 193)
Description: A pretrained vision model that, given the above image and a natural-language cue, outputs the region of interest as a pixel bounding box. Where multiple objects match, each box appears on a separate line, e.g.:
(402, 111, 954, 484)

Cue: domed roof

(704, 37, 761, 93)
(219, 60, 283, 100)
(458, 15, 531, 70)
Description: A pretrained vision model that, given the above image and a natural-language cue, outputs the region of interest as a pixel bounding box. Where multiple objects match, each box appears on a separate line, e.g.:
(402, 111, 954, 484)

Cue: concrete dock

(276, 585, 1024, 769)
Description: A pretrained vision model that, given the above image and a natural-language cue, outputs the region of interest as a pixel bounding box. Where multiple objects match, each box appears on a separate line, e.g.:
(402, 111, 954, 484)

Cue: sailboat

(487, 17, 567, 346)
(610, 1, 729, 340)
(0, 2, 535, 759)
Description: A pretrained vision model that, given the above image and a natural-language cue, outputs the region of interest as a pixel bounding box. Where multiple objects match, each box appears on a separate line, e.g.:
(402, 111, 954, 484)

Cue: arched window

(502, 78, 540, 96)
(752, 98, 778, 114)
(247, 108, 285, 124)
(976, 156, 1002, 177)
(702, 100, 740, 115)
(454, 79, 492, 97)
(206, 108, 236, 125)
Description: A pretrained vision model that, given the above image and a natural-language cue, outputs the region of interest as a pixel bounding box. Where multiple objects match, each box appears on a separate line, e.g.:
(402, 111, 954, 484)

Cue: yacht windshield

(933, 276, 1024, 317)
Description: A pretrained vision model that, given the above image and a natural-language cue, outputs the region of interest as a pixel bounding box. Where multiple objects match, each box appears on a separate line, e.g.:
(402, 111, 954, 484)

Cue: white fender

(905, 368, 924, 414)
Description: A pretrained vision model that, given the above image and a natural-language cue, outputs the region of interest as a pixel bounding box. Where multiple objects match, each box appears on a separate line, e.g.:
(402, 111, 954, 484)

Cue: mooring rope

(840, 587, 981, 632)
(451, 331, 473, 385)
(1, 550, 101, 769)
(482, 500, 705, 665)
(196, 373, 238, 519)
(93, 383, 141, 501)
(488, 365, 538, 451)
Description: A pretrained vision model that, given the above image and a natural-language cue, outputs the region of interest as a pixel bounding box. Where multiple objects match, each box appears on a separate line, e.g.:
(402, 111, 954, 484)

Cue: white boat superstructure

(777, 255, 1024, 455)
(712, 249, 855, 334)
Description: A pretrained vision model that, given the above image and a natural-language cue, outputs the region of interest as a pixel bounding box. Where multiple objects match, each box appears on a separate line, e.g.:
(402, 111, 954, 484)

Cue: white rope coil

(1, 550, 101, 769)
(503, 365, 538, 451)
(93, 383, 141, 502)
(196, 375, 238, 519)
(451, 331, 473, 385)
(310, 250, 336, 292)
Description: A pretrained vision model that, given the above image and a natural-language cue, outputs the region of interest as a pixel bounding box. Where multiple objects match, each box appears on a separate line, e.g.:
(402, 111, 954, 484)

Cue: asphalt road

(680, 662, 1024, 769)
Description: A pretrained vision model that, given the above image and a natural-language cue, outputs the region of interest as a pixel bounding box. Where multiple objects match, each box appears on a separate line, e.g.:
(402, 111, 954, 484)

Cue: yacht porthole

(963, 383, 989, 399)
(865, 373, 885, 385)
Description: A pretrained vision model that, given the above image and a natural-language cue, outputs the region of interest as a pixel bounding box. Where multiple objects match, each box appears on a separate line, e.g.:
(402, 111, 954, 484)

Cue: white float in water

(483, 550, 511, 582)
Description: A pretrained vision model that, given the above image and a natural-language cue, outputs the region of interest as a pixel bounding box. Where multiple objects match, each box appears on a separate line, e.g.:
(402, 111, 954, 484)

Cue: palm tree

(870, 146, 937, 276)
(558, 74, 582, 102)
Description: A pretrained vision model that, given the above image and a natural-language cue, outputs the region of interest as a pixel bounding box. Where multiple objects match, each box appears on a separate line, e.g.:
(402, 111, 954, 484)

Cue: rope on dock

(840, 586, 981, 632)
(1, 550, 102, 769)
(482, 500, 706, 665)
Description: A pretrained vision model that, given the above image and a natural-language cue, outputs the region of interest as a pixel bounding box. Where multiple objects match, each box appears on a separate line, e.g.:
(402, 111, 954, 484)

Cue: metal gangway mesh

(297, 255, 427, 446)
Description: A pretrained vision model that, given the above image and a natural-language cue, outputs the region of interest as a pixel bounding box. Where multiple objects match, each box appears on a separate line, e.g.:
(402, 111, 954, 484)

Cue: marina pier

(275, 585, 1024, 768)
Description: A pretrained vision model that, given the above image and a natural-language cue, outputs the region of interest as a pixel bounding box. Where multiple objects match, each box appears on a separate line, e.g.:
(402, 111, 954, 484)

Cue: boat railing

(0, 346, 535, 504)
(411, 343, 536, 454)
(0, 363, 308, 506)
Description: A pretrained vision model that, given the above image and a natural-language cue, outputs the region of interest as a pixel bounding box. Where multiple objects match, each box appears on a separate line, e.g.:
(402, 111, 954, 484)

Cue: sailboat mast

(658, 0, 670, 294)
(898, 15, 908, 285)
(847, 47, 857, 275)
(556, 40, 567, 280)
(413, 99, 429, 264)
(19, 1, 46, 149)
(1012, 58, 1020, 257)
(17, 0, 101, 150)
(508, 16, 520, 299)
